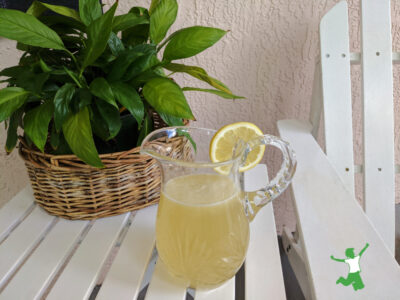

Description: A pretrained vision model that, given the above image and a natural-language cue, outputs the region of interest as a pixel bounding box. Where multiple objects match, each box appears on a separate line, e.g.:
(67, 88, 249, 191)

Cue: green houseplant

(0, 0, 242, 219)
(0, 0, 241, 168)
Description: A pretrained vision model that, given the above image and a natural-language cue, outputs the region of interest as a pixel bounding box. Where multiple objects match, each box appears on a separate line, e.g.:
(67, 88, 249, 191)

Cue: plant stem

(65, 49, 79, 69)
(157, 39, 170, 52)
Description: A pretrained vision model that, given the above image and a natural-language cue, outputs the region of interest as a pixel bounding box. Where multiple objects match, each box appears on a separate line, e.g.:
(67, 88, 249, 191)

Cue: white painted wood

(350, 52, 361, 64)
(354, 164, 400, 174)
(361, 0, 395, 253)
(0, 186, 35, 242)
(350, 52, 400, 64)
(46, 213, 130, 300)
(145, 259, 187, 300)
(282, 228, 311, 300)
(195, 279, 235, 300)
(320, 1, 355, 196)
(396, 204, 400, 260)
(309, 61, 322, 139)
(96, 206, 157, 300)
(1, 218, 88, 299)
(0, 206, 55, 288)
(278, 119, 400, 300)
(244, 165, 286, 300)
(392, 52, 400, 64)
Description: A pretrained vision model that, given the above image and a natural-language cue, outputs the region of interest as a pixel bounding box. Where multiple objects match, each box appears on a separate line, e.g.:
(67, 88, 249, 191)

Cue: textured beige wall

(1, 0, 400, 233)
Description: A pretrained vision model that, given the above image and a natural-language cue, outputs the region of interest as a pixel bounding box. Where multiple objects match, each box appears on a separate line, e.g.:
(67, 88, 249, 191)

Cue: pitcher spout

(140, 127, 188, 162)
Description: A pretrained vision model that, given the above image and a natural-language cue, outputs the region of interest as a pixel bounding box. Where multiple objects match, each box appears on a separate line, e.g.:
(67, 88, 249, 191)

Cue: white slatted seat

(278, 0, 400, 299)
(0, 164, 285, 299)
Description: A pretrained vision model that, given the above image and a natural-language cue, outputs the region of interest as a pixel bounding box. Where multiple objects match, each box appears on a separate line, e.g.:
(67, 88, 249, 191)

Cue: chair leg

(395, 203, 400, 262)
(282, 226, 312, 300)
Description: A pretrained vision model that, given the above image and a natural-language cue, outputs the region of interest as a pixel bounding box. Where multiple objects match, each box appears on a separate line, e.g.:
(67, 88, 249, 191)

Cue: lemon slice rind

(209, 122, 265, 174)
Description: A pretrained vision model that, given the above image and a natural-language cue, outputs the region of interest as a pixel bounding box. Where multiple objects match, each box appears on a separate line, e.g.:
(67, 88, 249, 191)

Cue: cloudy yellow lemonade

(156, 173, 250, 289)
(155, 122, 266, 289)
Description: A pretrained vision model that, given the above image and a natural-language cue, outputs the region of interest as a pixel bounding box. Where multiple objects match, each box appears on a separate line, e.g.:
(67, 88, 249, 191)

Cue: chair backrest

(310, 0, 396, 253)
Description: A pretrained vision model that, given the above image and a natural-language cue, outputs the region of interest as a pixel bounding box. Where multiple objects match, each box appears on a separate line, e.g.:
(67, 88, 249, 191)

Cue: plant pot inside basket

(19, 114, 188, 220)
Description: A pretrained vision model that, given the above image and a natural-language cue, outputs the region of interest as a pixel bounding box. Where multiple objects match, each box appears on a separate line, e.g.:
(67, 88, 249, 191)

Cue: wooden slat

(0, 186, 35, 242)
(320, 1, 355, 195)
(350, 52, 400, 64)
(278, 119, 400, 300)
(0, 206, 55, 288)
(97, 206, 157, 300)
(309, 62, 323, 139)
(195, 279, 235, 300)
(244, 165, 286, 300)
(145, 259, 187, 300)
(282, 228, 312, 299)
(1, 219, 88, 299)
(361, 0, 395, 253)
(46, 213, 130, 300)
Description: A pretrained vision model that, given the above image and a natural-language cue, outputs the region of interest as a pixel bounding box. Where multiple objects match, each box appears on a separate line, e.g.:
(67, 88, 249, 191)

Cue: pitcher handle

(245, 135, 297, 220)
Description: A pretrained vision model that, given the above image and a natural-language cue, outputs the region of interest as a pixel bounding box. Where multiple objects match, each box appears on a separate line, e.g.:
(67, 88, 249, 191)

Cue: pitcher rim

(140, 126, 247, 169)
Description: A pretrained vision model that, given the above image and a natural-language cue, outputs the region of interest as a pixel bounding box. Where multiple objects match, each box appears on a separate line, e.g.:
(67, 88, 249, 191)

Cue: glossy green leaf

(0, 66, 29, 78)
(54, 83, 76, 130)
(0, 87, 30, 122)
(24, 134, 33, 148)
(107, 44, 156, 82)
(90, 105, 110, 141)
(136, 112, 153, 146)
(50, 124, 60, 150)
(5, 108, 23, 153)
(81, 3, 117, 70)
(182, 87, 245, 99)
(158, 112, 183, 126)
(41, 2, 81, 21)
(79, 0, 102, 26)
(26, 1, 47, 17)
(62, 66, 83, 88)
(112, 13, 149, 32)
(164, 63, 232, 94)
(95, 100, 121, 139)
(122, 23, 149, 47)
(89, 77, 118, 108)
(150, 0, 178, 44)
(24, 100, 54, 152)
(15, 70, 49, 94)
(52, 133, 72, 154)
(143, 78, 194, 119)
(40, 15, 86, 32)
(75, 88, 92, 111)
(62, 107, 104, 168)
(110, 81, 144, 125)
(125, 53, 157, 81)
(121, 8, 149, 45)
(130, 69, 164, 89)
(28, 1, 81, 22)
(149, 0, 161, 15)
(39, 59, 52, 73)
(108, 32, 125, 56)
(163, 26, 226, 61)
(0, 9, 65, 50)
(129, 7, 149, 17)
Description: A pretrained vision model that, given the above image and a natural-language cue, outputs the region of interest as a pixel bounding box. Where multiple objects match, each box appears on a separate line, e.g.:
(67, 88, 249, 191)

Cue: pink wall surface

(1, 0, 400, 233)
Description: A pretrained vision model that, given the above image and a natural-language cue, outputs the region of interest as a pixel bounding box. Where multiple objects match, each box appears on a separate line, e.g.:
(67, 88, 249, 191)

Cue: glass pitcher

(141, 127, 296, 289)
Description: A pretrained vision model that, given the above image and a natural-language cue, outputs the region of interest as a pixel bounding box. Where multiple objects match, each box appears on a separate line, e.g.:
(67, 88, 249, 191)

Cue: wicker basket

(18, 114, 189, 220)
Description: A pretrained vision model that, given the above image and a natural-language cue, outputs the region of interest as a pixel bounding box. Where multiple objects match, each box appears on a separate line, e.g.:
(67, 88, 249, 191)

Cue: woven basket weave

(18, 114, 189, 220)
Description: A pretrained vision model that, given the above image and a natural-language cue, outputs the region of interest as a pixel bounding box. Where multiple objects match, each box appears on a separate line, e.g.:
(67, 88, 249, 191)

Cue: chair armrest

(277, 119, 400, 300)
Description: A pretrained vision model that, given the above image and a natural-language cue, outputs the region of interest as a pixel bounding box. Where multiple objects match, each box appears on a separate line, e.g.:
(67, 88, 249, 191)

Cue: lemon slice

(210, 122, 265, 174)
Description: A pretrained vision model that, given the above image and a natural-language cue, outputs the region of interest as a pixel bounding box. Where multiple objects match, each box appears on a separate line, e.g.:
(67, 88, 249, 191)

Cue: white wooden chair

(278, 0, 400, 299)
(0, 165, 286, 299)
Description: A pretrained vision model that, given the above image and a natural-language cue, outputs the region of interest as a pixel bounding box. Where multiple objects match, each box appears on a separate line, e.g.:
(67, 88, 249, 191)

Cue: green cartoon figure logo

(330, 243, 369, 291)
